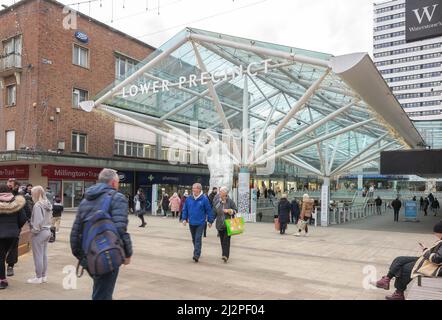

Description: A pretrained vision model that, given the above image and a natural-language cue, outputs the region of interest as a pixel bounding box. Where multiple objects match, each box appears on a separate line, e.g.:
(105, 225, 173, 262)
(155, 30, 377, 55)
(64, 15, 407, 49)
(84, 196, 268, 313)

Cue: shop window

(72, 88, 88, 108)
(71, 132, 87, 153)
(73, 44, 89, 68)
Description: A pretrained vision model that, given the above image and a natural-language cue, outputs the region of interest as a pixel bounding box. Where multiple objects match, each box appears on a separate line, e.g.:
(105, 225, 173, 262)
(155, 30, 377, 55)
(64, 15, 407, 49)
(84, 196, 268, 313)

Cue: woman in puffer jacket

(0, 184, 27, 290)
(169, 193, 181, 219)
(27, 186, 52, 285)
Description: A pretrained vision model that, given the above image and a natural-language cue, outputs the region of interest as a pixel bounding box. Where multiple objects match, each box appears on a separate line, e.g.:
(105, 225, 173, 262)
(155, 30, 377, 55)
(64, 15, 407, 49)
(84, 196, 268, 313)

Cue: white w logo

(413, 4, 439, 24)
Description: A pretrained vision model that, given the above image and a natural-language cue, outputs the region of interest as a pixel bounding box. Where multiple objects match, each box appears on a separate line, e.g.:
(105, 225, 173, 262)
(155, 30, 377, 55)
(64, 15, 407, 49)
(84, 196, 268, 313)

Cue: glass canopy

(93, 27, 424, 177)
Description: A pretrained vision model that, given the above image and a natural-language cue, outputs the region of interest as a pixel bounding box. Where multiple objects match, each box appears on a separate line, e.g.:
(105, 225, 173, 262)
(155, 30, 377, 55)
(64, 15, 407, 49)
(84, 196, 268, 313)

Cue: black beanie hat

(434, 221, 442, 233)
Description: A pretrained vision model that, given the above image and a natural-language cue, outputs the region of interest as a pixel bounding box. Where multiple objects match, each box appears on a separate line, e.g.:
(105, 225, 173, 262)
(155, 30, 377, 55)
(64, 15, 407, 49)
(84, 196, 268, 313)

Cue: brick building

(0, 0, 210, 208)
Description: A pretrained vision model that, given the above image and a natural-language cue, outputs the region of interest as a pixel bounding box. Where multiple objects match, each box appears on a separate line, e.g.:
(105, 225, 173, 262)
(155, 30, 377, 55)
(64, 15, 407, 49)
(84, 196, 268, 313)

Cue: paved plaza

(1, 209, 440, 300)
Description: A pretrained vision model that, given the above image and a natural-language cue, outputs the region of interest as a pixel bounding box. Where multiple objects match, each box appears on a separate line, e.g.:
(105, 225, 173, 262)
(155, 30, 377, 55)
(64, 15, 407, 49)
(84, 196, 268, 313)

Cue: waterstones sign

(406, 0, 442, 42)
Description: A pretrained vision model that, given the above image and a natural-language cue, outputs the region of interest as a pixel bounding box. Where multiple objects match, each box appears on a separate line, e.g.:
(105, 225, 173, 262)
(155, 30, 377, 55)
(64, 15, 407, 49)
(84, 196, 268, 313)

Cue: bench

(406, 276, 442, 300)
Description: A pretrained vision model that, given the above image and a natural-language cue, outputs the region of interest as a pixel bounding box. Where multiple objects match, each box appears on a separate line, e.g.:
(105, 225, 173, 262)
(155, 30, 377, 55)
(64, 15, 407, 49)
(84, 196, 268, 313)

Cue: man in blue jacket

(182, 183, 214, 263)
(70, 168, 132, 300)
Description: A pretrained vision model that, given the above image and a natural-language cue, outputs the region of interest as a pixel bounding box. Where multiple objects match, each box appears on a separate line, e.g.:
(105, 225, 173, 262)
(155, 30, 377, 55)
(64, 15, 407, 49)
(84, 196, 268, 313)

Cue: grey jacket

(31, 200, 53, 234)
(213, 197, 237, 231)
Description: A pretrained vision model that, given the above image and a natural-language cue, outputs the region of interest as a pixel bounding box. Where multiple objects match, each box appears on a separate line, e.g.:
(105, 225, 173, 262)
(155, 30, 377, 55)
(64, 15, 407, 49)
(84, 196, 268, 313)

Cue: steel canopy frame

(85, 27, 424, 180)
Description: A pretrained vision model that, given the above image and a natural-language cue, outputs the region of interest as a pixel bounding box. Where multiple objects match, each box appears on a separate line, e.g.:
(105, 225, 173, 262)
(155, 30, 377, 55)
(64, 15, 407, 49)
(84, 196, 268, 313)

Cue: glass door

(63, 181, 74, 208)
(63, 181, 85, 208)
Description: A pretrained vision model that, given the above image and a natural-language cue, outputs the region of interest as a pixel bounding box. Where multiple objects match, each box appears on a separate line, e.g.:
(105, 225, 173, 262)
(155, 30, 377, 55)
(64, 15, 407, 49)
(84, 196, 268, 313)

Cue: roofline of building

(0, 0, 156, 51)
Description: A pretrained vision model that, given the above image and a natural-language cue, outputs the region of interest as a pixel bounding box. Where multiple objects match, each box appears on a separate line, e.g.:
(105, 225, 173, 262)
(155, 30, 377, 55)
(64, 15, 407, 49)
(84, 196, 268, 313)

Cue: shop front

(0, 165, 30, 185)
(135, 171, 210, 213)
(42, 165, 102, 208)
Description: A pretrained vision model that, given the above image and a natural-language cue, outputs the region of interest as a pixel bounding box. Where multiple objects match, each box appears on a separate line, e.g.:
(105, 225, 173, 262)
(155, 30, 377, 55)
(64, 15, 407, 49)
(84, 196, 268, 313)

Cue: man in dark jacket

(375, 196, 382, 215)
(208, 187, 218, 208)
(70, 168, 132, 300)
(431, 198, 440, 217)
(391, 197, 402, 222)
(290, 198, 300, 224)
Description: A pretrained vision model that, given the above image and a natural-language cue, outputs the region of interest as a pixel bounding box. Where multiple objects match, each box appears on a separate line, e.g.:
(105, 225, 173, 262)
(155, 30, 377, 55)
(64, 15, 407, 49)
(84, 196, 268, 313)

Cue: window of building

(2, 35, 22, 68)
(71, 132, 87, 153)
(6, 130, 15, 151)
(114, 139, 154, 159)
(6, 85, 16, 106)
(72, 88, 88, 108)
(73, 44, 89, 68)
(115, 55, 138, 79)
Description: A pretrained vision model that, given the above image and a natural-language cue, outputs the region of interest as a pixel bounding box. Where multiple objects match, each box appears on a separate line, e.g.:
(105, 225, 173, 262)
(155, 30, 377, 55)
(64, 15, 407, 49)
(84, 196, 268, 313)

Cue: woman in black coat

(291, 198, 300, 224)
(162, 194, 170, 217)
(278, 194, 291, 235)
(0, 184, 27, 289)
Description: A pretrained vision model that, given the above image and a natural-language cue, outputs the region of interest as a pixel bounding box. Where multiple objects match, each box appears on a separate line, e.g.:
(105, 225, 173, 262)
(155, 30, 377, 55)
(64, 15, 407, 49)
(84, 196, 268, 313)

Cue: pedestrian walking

(208, 187, 218, 208)
(419, 196, 424, 211)
(375, 196, 383, 215)
(291, 198, 300, 224)
(181, 183, 214, 263)
(134, 189, 147, 228)
(45, 187, 54, 205)
(432, 198, 440, 217)
(278, 194, 291, 235)
(162, 193, 170, 218)
(169, 193, 181, 219)
(295, 194, 314, 237)
(70, 168, 132, 300)
(49, 196, 64, 243)
(0, 184, 27, 290)
(391, 197, 402, 222)
(423, 197, 430, 216)
(213, 186, 237, 263)
(27, 186, 53, 284)
(179, 191, 189, 222)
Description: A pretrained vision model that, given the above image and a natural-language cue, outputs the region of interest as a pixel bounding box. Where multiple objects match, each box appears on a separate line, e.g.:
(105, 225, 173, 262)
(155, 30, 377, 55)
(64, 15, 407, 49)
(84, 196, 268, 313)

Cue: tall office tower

(373, 0, 442, 148)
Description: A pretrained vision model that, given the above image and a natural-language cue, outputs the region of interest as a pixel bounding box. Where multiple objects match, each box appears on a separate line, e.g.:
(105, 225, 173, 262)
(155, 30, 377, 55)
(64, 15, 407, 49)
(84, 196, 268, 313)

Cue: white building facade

(373, 0, 442, 148)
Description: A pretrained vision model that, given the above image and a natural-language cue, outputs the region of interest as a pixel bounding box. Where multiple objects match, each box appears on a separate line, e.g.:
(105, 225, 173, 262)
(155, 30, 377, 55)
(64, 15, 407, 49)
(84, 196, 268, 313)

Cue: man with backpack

(70, 168, 132, 300)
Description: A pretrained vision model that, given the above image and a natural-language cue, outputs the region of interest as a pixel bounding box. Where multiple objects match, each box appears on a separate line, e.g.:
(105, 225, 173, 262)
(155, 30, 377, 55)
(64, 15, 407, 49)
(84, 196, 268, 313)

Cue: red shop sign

(42, 165, 102, 181)
(0, 165, 29, 180)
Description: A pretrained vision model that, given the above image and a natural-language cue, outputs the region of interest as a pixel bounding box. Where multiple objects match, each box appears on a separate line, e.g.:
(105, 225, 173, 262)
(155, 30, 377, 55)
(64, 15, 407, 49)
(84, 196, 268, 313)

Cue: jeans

(6, 237, 18, 267)
(218, 229, 231, 259)
(388, 256, 419, 292)
(393, 209, 400, 222)
(92, 268, 120, 300)
(279, 222, 287, 234)
(0, 238, 15, 280)
(376, 206, 382, 215)
(189, 224, 205, 258)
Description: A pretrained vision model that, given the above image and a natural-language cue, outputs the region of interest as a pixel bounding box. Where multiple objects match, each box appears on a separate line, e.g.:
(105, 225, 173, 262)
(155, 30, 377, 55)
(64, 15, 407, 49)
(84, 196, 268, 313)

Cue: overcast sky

(1, 0, 376, 56)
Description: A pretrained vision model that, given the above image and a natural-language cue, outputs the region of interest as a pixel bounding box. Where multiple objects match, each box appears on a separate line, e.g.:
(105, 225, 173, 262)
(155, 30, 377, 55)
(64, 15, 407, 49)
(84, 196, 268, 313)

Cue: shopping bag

(274, 218, 280, 231)
(225, 217, 245, 236)
(297, 219, 307, 232)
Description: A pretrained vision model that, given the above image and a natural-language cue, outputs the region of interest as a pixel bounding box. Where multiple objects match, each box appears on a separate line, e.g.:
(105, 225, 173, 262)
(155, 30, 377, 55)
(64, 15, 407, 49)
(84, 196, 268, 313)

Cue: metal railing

(327, 203, 379, 225)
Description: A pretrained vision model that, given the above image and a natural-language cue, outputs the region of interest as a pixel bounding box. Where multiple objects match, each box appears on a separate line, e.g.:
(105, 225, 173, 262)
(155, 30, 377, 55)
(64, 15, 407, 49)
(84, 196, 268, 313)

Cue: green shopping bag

(225, 216, 245, 236)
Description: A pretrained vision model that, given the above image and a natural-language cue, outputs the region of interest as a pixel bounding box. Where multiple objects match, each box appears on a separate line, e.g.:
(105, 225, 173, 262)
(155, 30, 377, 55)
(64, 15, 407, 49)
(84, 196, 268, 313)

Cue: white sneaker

(42, 277, 48, 283)
(294, 232, 301, 237)
(27, 277, 43, 284)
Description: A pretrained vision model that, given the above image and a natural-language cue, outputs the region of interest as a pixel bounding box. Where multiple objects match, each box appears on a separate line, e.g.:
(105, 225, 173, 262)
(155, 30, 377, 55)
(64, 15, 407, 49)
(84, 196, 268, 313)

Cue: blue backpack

(78, 191, 125, 277)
